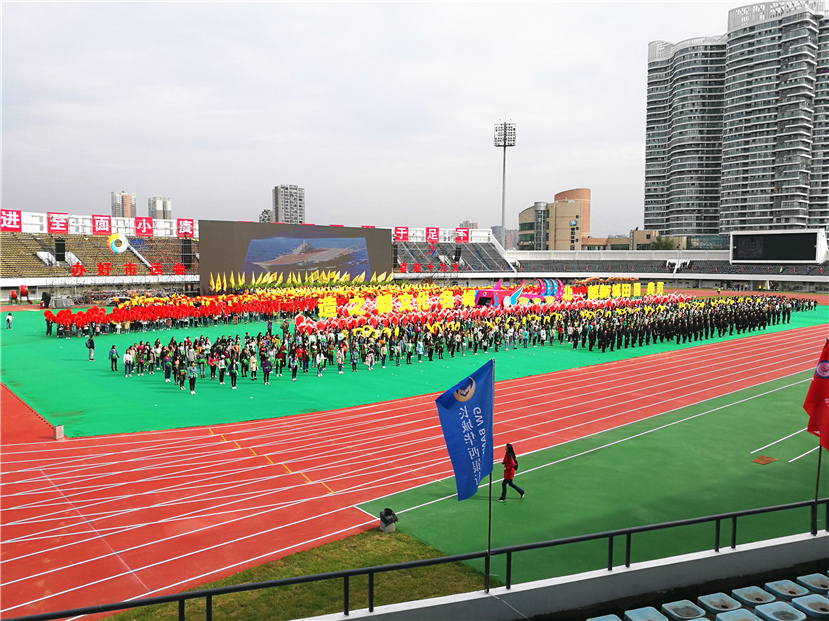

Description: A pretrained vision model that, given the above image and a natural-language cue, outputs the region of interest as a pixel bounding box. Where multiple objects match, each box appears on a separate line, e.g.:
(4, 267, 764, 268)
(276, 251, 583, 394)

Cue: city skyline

(4, 2, 754, 237)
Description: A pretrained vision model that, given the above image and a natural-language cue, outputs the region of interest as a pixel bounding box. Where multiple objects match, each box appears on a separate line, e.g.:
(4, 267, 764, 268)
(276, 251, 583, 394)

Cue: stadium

(1, 214, 828, 621)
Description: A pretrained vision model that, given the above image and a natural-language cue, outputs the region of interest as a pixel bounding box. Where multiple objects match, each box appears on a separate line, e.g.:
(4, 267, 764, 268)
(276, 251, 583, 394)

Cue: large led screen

(731, 231, 818, 263)
(199, 221, 393, 293)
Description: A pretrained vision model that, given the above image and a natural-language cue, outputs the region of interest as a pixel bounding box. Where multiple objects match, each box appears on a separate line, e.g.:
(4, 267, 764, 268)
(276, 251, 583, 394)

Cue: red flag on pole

(804, 339, 829, 450)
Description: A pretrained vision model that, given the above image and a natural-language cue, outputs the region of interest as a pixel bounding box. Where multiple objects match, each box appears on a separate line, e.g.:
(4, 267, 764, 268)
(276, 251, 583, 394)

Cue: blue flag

(435, 360, 494, 501)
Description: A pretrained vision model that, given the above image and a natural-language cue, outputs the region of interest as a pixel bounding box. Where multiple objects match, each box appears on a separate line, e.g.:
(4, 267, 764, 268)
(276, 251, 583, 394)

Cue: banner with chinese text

(435, 360, 495, 501)
(47, 212, 69, 234)
(91, 215, 112, 236)
(1, 209, 22, 232)
(134, 217, 154, 237)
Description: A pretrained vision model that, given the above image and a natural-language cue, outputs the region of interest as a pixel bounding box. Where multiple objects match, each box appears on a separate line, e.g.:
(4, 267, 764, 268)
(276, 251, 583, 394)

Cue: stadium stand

(127, 236, 200, 275)
(512, 258, 829, 277)
(586, 573, 829, 621)
(0, 232, 69, 278)
(394, 241, 514, 272)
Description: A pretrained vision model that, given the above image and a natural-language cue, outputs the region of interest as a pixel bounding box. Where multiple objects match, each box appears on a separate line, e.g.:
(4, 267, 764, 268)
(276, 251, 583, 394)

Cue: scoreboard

(730, 230, 824, 263)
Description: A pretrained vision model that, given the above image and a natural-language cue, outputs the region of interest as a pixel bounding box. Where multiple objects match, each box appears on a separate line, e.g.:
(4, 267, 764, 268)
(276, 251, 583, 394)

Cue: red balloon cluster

(44, 292, 689, 332)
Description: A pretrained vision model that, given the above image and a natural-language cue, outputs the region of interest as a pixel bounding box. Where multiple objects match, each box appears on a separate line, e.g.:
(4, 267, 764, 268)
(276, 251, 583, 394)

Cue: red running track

(1, 324, 826, 618)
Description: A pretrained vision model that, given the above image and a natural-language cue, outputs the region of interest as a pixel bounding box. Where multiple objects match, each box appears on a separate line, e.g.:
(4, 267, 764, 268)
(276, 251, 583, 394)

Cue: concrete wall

(304, 532, 828, 621)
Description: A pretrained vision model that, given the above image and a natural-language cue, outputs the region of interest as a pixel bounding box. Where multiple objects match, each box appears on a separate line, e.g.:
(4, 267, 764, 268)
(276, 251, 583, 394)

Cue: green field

(361, 371, 829, 584)
(2, 306, 827, 615)
(1, 308, 826, 437)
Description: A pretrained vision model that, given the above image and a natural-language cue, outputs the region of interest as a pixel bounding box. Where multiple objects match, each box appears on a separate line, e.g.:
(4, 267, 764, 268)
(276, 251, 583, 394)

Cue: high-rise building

(645, 0, 829, 235)
(271, 185, 305, 225)
(458, 220, 478, 229)
(147, 197, 172, 219)
(517, 189, 591, 251)
(111, 191, 137, 218)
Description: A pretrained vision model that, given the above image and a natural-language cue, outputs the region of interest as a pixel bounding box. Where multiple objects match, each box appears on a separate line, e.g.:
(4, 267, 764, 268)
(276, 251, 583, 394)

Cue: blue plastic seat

(791, 594, 829, 620)
(715, 611, 761, 621)
(733, 586, 776, 607)
(797, 574, 829, 595)
(754, 602, 807, 621)
(661, 600, 706, 620)
(699, 592, 742, 614)
(765, 580, 810, 601)
(624, 607, 669, 621)
(588, 616, 623, 621)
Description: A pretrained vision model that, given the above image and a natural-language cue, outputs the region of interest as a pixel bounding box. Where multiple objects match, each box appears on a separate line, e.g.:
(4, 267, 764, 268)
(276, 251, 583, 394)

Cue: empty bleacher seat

(754, 601, 807, 621)
(661, 600, 706, 620)
(765, 580, 811, 601)
(791, 594, 829, 620)
(733, 586, 776, 607)
(588, 615, 623, 621)
(624, 607, 668, 621)
(797, 574, 829, 595)
(699, 593, 742, 614)
(715, 611, 762, 621)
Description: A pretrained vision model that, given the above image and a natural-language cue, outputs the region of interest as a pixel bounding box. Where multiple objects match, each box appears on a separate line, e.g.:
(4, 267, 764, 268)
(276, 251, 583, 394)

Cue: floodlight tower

(494, 120, 516, 248)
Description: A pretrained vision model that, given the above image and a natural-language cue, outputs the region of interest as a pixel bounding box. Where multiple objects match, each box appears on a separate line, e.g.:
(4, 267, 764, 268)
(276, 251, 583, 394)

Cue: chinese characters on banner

(177, 218, 195, 238)
(455, 228, 470, 243)
(399, 262, 461, 273)
(86, 262, 187, 277)
(434, 360, 495, 501)
(425, 227, 439, 243)
(47, 212, 69, 234)
(91, 215, 112, 236)
(134, 217, 154, 237)
(0, 209, 22, 232)
(393, 226, 409, 242)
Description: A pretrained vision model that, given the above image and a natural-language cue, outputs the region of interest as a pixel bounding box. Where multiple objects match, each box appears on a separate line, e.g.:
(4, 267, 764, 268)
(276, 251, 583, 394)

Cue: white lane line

(788, 446, 821, 463)
(751, 429, 808, 454)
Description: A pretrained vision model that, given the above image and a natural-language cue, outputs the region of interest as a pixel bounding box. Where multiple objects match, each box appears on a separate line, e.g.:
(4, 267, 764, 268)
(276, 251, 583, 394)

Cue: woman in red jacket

(497, 443, 525, 502)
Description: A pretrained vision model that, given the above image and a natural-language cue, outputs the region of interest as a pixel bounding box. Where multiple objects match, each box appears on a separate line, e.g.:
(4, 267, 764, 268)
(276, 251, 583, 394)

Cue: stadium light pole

(494, 120, 516, 248)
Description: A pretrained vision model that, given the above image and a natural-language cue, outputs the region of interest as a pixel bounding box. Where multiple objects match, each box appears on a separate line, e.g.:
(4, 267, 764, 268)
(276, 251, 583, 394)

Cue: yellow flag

(377, 272, 386, 282)
(222, 273, 228, 290)
(209, 273, 215, 292)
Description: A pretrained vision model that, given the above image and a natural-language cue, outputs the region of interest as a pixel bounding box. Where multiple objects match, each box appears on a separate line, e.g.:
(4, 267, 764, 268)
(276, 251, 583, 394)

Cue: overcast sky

(3, 1, 752, 237)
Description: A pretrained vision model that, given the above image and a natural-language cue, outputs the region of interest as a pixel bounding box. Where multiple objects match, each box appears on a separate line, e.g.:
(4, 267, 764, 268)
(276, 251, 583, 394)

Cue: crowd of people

(94, 294, 819, 394)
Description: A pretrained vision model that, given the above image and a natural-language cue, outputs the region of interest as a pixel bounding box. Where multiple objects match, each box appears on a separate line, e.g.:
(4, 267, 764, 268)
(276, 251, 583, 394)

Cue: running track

(1, 323, 826, 618)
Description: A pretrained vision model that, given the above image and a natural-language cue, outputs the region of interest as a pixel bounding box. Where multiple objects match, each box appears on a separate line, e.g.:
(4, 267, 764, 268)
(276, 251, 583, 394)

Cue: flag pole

(486, 358, 495, 593)
(813, 446, 823, 535)
(486, 471, 492, 593)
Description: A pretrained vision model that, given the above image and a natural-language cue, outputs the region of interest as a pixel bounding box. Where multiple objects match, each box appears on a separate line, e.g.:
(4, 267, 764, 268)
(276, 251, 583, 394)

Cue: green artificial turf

(0, 308, 826, 437)
(360, 371, 829, 585)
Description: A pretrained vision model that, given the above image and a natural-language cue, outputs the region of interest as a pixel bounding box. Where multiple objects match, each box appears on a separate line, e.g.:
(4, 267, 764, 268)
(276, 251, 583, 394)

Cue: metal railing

(6, 498, 827, 621)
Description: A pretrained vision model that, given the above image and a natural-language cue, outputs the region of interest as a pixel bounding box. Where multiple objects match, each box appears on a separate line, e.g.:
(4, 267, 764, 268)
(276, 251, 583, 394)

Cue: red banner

(134, 217, 154, 237)
(47, 212, 69, 234)
(425, 227, 439, 242)
(394, 226, 409, 242)
(91, 215, 112, 236)
(0, 209, 22, 232)
(455, 228, 470, 243)
(176, 218, 195, 238)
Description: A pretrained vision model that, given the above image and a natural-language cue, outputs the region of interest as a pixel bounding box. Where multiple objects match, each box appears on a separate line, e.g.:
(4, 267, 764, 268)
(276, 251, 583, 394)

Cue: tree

(650, 235, 676, 250)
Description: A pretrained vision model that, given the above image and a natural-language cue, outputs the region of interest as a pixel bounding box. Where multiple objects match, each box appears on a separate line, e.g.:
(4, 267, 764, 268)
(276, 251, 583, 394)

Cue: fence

(7, 497, 828, 621)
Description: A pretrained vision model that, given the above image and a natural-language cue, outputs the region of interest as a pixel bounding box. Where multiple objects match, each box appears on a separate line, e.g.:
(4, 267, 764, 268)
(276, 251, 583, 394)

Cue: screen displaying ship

(243, 236, 371, 277)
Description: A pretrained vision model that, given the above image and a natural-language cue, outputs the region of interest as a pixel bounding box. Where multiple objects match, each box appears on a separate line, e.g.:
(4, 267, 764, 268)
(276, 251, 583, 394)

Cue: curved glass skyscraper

(645, 0, 829, 235)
